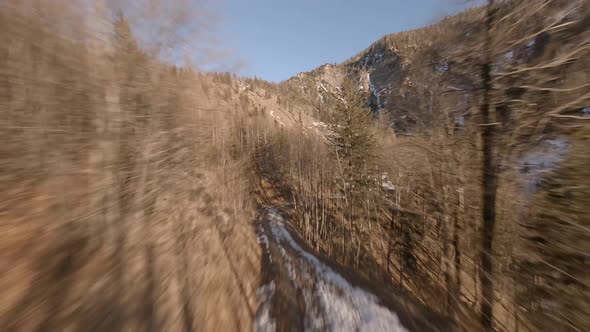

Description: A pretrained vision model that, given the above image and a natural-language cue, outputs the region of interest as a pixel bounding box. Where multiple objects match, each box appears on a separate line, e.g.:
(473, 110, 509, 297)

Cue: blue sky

(221, 0, 475, 82)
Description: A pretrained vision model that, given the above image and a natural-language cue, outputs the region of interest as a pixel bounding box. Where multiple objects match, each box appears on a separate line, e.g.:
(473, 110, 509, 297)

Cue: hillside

(1, 1, 589, 332)
(284, 7, 484, 133)
(268, 1, 590, 331)
(284, 2, 588, 135)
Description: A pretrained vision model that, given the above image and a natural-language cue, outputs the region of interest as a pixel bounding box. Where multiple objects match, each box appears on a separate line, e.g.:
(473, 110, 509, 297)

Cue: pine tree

(328, 78, 377, 265)
(329, 78, 376, 192)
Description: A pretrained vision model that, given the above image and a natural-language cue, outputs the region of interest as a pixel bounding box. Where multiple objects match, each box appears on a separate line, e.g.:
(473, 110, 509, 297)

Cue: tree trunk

(480, 1, 498, 329)
(442, 184, 452, 310)
(453, 187, 464, 317)
(455, 189, 464, 280)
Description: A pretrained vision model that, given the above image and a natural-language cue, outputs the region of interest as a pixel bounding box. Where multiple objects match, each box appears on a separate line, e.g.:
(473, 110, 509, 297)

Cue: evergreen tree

(328, 78, 377, 264)
(328, 78, 376, 192)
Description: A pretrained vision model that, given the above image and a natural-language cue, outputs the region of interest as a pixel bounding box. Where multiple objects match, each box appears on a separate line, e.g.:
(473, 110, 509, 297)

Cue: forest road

(253, 207, 456, 332)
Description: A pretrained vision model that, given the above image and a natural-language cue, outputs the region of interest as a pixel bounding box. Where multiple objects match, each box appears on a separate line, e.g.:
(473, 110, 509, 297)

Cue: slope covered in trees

(1, 0, 588, 331)
(256, 1, 590, 331)
(0, 2, 273, 330)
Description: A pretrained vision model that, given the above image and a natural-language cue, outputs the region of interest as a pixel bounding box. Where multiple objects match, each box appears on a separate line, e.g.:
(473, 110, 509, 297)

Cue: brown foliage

(0, 2, 261, 331)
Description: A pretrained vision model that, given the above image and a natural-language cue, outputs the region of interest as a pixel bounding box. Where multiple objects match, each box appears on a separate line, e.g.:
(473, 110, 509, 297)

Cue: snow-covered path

(254, 208, 408, 332)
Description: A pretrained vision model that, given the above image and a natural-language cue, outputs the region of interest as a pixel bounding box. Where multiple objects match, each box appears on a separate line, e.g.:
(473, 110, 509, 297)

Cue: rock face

(286, 63, 348, 104)
(285, 43, 401, 110)
(283, 8, 482, 133)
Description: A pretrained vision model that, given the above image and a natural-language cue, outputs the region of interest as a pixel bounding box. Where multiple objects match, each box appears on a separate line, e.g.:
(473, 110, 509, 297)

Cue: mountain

(283, 2, 588, 134)
(272, 2, 590, 330)
(283, 7, 485, 133)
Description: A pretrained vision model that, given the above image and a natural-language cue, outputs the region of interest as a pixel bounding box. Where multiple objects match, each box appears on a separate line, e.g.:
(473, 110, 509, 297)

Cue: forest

(1, 0, 589, 331)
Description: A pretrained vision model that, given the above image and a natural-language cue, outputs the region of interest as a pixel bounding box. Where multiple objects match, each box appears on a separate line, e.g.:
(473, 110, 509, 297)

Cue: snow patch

(382, 181, 395, 191)
(269, 110, 286, 126)
(435, 62, 449, 73)
(520, 136, 569, 193)
(257, 224, 272, 262)
(367, 72, 386, 112)
(254, 281, 276, 332)
(527, 39, 536, 48)
(266, 209, 408, 332)
(312, 121, 328, 128)
(503, 50, 514, 61)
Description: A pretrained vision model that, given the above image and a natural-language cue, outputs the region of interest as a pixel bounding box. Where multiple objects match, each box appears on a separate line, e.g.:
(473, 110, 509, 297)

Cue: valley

(1, 1, 589, 331)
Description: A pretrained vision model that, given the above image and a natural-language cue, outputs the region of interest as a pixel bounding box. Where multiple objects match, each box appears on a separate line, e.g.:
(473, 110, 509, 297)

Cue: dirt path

(253, 207, 456, 332)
